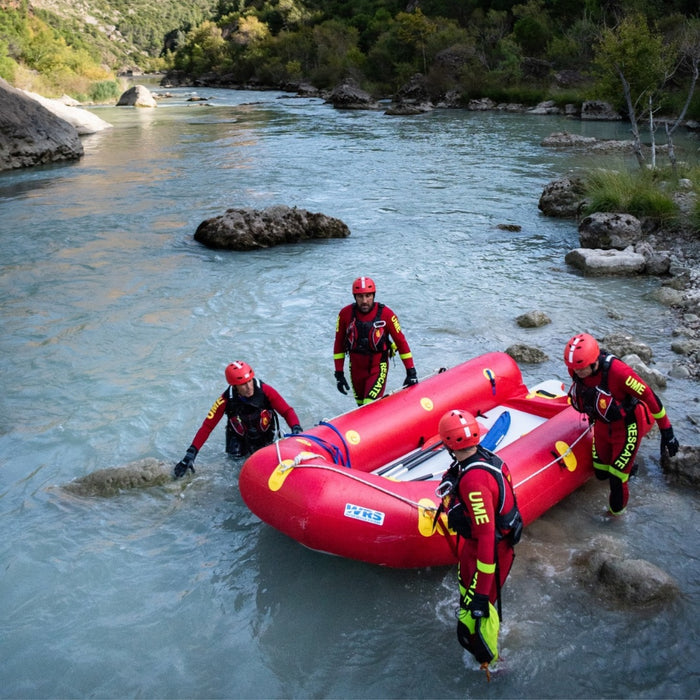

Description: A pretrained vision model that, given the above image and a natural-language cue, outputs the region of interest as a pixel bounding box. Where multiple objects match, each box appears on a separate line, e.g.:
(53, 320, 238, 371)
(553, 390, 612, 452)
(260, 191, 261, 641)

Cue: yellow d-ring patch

(268, 460, 295, 491)
(345, 430, 360, 445)
(418, 498, 439, 537)
(420, 397, 434, 411)
(555, 440, 577, 472)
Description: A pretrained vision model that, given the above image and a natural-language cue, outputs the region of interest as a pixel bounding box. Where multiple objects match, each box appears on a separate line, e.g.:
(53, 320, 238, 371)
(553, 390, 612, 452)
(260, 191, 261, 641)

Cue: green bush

(88, 80, 121, 102)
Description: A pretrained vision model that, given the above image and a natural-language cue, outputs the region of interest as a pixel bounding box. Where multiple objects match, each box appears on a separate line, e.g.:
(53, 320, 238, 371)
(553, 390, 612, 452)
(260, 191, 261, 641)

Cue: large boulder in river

(194, 205, 351, 250)
(20, 89, 112, 135)
(578, 212, 643, 249)
(538, 175, 586, 218)
(117, 85, 157, 107)
(326, 79, 379, 110)
(565, 247, 646, 275)
(0, 77, 84, 171)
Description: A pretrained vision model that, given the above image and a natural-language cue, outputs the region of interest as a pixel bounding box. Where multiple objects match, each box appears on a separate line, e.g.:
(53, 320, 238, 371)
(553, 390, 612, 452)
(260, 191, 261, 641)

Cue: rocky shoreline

(538, 173, 700, 383)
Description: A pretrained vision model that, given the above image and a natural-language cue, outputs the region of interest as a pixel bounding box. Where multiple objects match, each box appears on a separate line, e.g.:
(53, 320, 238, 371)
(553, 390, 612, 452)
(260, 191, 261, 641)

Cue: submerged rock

(516, 310, 551, 328)
(598, 557, 680, 606)
(506, 343, 548, 363)
(574, 536, 680, 607)
(60, 458, 171, 497)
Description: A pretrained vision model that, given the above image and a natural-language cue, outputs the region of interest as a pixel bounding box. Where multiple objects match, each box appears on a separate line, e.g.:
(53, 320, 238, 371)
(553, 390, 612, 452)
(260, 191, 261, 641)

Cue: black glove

(291, 425, 303, 435)
(468, 592, 490, 619)
(403, 367, 418, 387)
(335, 371, 350, 395)
(174, 445, 198, 478)
(660, 427, 679, 457)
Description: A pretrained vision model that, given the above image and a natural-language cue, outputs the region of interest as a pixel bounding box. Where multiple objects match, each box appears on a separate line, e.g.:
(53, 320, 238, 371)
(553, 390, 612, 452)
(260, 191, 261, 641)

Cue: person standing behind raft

(435, 409, 522, 677)
(174, 361, 302, 478)
(563, 333, 679, 516)
(333, 276, 417, 406)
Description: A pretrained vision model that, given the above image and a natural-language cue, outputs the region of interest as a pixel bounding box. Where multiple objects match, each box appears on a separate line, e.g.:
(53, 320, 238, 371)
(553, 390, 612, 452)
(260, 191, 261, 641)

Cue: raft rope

(513, 422, 592, 490)
(272, 446, 427, 510)
(274, 422, 592, 515)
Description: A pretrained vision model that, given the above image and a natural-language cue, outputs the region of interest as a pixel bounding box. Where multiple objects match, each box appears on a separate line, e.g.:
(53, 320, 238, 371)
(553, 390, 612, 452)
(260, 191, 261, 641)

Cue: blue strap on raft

(287, 421, 352, 468)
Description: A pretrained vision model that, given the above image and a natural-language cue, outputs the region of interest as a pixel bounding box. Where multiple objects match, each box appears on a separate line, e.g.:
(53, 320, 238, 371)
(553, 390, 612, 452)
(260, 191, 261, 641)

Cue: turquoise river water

(0, 86, 698, 699)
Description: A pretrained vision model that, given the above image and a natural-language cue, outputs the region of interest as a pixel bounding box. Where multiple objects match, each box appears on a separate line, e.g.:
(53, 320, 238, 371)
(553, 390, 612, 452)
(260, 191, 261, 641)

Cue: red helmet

(352, 276, 376, 295)
(439, 409, 480, 451)
(564, 333, 600, 370)
(225, 361, 255, 386)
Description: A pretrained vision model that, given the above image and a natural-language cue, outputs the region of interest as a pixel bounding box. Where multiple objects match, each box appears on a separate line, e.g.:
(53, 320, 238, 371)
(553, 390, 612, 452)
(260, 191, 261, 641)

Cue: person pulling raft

(174, 361, 302, 478)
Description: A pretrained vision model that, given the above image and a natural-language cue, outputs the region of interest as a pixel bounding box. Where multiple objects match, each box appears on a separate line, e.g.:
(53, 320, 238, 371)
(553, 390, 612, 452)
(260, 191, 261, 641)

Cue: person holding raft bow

(174, 361, 302, 478)
(563, 333, 679, 516)
(434, 409, 523, 678)
(333, 276, 418, 405)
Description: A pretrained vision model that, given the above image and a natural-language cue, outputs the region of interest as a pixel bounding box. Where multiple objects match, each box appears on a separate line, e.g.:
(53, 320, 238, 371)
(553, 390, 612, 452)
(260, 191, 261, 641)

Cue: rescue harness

(345, 303, 390, 355)
(569, 353, 639, 424)
(225, 379, 279, 440)
(434, 446, 523, 545)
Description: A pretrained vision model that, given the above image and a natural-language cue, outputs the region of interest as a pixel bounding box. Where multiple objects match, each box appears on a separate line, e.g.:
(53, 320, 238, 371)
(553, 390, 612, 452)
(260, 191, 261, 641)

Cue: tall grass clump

(582, 168, 678, 221)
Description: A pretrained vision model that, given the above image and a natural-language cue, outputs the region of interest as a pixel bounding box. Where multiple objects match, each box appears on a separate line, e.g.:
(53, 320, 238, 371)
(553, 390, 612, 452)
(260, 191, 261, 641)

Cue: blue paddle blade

(480, 411, 511, 451)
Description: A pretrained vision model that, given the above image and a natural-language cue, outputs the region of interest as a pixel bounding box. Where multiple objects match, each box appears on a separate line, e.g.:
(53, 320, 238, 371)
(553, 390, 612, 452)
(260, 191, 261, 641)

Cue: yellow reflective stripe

(476, 559, 496, 575)
(333, 352, 345, 360)
(594, 460, 630, 483)
(608, 464, 630, 482)
(652, 407, 666, 420)
(399, 352, 412, 360)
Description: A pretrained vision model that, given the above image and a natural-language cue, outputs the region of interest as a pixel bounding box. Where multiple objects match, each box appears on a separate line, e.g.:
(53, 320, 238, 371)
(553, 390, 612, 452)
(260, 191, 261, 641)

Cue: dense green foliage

(0, 0, 217, 97)
(0, 0, 698, 123)
(165, 0, 699, 119)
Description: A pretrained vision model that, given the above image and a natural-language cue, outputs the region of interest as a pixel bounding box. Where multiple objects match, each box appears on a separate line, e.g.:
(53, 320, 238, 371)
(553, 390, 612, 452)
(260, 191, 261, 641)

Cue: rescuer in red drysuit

(435, 409, 523, 675)
(333, 276, 417, 406)
(173, 361, 302, 478)
(564, 333, 679, 515)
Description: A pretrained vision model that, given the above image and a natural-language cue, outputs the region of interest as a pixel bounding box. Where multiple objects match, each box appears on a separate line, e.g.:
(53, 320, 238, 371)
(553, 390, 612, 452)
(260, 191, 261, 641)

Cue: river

(0, 86, 698, 699)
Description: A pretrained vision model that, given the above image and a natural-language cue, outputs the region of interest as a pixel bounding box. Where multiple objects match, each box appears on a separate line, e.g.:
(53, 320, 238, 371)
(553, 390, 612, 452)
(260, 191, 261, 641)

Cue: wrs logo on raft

(344, 503, 385, 526)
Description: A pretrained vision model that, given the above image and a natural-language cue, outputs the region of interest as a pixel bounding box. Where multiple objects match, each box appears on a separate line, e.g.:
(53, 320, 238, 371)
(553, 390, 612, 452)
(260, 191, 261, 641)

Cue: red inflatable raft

(239, 352, 593, 568)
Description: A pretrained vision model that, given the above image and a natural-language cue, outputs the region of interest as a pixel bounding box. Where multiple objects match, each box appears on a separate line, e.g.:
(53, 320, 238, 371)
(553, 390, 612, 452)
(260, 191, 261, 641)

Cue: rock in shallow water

(60, 458, 171, 497)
